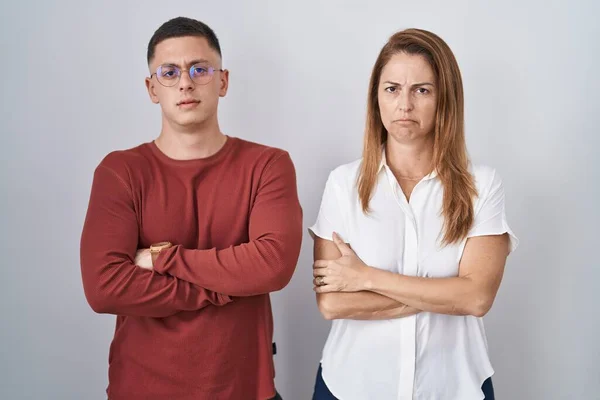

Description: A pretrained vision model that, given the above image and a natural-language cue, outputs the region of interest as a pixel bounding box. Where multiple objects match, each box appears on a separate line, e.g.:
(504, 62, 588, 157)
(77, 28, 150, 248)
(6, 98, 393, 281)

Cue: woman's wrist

(362, 266, 381, 291)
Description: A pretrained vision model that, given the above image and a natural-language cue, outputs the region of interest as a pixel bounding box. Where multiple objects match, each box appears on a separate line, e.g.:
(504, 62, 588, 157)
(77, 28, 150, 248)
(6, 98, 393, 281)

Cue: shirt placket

(384, 168, 419, 400)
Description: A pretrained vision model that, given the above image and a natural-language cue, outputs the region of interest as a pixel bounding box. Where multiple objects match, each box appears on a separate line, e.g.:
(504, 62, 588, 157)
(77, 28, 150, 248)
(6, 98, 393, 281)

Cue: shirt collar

(377, 149, 386, 173)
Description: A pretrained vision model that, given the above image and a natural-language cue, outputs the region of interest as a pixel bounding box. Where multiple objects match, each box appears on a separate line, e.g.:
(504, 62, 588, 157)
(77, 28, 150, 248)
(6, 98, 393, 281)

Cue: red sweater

(80, 137, 303, 400)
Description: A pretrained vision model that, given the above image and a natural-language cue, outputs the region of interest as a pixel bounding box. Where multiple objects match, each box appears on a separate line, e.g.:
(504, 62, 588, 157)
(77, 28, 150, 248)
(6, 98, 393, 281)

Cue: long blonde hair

(358, 28, 477, 245)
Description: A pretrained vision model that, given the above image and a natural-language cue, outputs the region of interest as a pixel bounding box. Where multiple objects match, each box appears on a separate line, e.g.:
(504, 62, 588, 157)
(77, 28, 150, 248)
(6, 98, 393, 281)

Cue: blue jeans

(312, 364, 495, 399)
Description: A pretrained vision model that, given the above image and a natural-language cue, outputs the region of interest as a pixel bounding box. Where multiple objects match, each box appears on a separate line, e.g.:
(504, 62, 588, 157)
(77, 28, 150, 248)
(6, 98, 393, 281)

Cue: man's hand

(313, 232, 370, 293)
(135, 249, 153, 270)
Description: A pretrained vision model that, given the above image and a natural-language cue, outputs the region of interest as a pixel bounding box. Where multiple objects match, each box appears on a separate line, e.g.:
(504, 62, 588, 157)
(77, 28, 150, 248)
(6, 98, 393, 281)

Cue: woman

(309, 28, 518, 400)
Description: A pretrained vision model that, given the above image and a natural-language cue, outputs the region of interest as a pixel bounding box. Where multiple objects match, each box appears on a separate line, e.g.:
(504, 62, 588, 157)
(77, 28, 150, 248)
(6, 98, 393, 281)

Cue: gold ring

(316, 276, 325, 286)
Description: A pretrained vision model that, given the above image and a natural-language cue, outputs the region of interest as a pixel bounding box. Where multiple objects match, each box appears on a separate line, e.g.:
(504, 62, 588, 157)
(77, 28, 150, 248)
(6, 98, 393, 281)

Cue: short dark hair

(147, 17, 222, 64)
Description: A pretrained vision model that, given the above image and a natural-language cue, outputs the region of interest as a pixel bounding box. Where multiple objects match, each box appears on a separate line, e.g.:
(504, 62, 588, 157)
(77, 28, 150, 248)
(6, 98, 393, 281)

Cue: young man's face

(145, 36, 228, 130)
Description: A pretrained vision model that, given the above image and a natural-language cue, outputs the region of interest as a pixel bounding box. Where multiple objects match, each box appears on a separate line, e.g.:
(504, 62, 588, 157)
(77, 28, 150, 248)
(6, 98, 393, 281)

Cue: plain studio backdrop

(1, 1, 599, 399)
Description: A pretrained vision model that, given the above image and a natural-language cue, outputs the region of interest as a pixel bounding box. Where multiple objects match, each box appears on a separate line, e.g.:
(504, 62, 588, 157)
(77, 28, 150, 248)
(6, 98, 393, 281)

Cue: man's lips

(177, 99, 200, 105)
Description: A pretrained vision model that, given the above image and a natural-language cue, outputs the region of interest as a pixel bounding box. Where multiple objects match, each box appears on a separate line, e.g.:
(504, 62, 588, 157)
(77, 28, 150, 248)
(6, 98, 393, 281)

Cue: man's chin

(164, 109, 215, 130)
(173, 116, 209, 129)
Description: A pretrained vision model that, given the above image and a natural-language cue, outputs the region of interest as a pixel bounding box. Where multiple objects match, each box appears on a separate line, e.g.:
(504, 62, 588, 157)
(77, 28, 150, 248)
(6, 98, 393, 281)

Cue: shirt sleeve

(467, 169, 519, 254)
(308, 170, 349, 243)
(80, 163, 232, 318)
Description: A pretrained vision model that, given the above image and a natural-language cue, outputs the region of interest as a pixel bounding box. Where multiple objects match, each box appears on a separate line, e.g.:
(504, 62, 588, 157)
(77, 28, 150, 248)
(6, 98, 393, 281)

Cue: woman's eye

(416, 87, 429, 94)
(385, 87, 397, 93)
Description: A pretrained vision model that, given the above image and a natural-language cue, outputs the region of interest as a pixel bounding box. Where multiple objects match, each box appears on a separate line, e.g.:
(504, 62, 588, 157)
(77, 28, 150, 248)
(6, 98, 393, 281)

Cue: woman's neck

(385, 135, 434, 180)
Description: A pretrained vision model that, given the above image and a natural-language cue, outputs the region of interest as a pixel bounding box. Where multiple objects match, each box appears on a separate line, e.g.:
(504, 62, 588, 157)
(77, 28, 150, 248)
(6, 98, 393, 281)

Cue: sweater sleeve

(80, 163, 232, 318)
(154, 152, 303, 297)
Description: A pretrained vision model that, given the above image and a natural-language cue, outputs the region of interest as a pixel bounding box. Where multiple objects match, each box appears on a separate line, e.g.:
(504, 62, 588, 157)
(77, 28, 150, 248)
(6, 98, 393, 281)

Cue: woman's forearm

(364, 268, 490, 317)
(317, 291, 420, 320)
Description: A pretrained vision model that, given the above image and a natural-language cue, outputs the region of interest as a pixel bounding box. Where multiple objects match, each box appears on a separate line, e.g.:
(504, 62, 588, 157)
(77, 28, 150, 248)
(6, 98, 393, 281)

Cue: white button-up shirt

(309, 154, 518, 400)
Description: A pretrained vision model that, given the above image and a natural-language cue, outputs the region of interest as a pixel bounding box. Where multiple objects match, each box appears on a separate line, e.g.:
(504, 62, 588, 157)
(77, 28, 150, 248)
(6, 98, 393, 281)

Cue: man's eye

(160, 67, 178, 78)
(192, 67, 208, 76)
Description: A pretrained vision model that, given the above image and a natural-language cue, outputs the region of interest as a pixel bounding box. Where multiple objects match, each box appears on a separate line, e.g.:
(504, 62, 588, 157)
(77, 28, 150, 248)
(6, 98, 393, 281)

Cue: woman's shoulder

(327, 158, 363, 187)
(469, 163, 504, 196)
(470, 163, 496, 180)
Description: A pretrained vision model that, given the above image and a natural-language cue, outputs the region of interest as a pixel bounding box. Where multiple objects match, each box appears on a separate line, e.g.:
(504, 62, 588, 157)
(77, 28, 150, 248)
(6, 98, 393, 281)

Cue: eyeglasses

(150, 63, 224, 87)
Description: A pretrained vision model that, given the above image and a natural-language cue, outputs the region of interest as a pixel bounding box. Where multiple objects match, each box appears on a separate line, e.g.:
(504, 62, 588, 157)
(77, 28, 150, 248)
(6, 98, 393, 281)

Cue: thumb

(332, 232, 353, 256)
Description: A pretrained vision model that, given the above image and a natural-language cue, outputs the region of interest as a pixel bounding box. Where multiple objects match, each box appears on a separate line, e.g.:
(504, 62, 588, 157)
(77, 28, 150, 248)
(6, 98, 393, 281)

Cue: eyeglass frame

(149, 63, 225, 87)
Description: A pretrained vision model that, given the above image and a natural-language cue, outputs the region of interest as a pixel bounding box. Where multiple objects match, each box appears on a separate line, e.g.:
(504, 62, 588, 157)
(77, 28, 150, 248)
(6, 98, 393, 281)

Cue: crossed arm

(313, 236, 420, 320)
(80, 153, 302, 318)
(312, 232, 510, 320)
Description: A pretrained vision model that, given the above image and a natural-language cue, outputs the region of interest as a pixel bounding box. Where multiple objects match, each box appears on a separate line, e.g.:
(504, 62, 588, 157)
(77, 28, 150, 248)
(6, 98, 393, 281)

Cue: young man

(80, 17, 302, 400)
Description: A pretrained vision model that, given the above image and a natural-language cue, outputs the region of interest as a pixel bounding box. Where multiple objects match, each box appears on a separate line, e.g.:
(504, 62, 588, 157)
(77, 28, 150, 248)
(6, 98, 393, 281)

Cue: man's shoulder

(232, 137, 293, 167)
(96, 142, 151, 175)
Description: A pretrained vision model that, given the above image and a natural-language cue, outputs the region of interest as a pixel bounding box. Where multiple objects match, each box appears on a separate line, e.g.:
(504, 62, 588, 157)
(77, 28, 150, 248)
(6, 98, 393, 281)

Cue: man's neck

(155, 121, 227, 161)
(385, 135, 434, 179)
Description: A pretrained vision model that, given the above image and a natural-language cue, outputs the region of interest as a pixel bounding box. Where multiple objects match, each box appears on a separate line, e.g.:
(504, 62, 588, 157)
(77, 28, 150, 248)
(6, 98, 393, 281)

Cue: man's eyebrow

(161, 59, 212, 68)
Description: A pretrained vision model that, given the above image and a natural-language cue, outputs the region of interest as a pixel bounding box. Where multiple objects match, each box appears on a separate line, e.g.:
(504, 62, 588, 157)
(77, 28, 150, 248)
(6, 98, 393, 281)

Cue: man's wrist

(149, 241, 173, 266)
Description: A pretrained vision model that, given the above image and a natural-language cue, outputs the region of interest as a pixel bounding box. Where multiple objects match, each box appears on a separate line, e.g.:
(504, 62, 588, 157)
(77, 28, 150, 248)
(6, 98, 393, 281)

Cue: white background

(1, 1, 598, 399)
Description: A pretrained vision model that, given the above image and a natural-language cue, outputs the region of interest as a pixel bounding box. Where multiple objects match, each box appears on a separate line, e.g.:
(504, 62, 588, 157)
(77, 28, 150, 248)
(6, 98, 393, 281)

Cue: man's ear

(219, 69, 229, 97)
(145, 77, 159, 104)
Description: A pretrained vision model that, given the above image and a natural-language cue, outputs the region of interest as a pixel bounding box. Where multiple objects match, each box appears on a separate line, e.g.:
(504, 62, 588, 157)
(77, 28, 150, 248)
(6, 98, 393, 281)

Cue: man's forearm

(155, 238, 300, 297)
(317, 291, 420, 320)
(80, 165, 233, 318)
(82, 258, 233, 318)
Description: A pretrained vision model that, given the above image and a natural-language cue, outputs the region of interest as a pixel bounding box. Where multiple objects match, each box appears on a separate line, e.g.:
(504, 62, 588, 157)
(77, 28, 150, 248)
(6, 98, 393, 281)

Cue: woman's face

(378, 52, 437, 143)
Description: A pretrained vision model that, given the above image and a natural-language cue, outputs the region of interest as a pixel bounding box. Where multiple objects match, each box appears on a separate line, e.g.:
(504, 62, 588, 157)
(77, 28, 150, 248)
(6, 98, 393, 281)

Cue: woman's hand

(313, 232, 371, 293)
